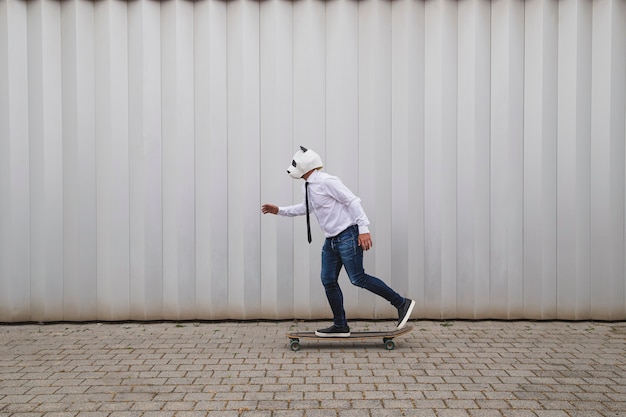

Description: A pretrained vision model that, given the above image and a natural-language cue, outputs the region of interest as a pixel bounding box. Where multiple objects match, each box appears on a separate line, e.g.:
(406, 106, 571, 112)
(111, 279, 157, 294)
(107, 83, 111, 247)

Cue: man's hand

(358, 233, 373, 251)
(261, 204, 279, 215)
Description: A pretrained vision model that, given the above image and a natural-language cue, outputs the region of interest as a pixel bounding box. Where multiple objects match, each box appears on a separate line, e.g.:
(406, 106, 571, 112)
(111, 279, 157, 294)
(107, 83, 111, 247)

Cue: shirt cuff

(358, 225, 370, 235)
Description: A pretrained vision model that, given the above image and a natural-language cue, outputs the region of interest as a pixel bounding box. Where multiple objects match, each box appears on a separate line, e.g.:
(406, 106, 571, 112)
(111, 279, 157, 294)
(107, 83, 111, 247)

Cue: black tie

(305, 182, 312, 243)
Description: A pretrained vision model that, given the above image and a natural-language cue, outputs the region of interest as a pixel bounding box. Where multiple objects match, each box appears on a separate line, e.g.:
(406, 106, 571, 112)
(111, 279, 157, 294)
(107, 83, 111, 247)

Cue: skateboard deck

(286, 325, 413, 351)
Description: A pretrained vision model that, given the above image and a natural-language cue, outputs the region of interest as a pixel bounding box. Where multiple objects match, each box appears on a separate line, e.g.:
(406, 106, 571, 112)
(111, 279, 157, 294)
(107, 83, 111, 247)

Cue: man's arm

(261, 202, 307, 217)
(324, 177, 371, 233)
(322, 177, 373, 250)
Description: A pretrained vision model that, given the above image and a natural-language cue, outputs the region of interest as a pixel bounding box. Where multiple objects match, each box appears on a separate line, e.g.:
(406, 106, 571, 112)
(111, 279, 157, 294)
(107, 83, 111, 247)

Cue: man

(261, 146, 415, 337)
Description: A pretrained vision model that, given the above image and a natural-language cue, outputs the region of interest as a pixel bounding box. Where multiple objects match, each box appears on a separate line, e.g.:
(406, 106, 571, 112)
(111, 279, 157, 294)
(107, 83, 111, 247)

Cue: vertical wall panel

(194, 0, 229, 319)
(523, 0, 558, 319)
(0, 3, 7, 320)
(391, 0, 425, 314)
(61, 0, 97, 320)
(489, 0, 525, 319)
(161, 0, 196, 319)
(557, 0, 592, 319)
(95, 0, 130, 320)
(27, 0, 64, 321)
(358, 0, 393, 318)
(128, 0, 163, 320)
(424, 0, 458, 318)
(1, 0, 625, 322)
(0, 0, 30, 321)
(590, 0, 626, 320)
(227, 0, 261, 319)
(292, 0, 326, 319)
(456, 0, 491, 318)
(260, 0, 293, 318)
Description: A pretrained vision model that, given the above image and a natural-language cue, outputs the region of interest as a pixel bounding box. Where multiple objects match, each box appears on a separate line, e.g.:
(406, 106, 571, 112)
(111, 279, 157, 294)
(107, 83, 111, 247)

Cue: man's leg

(338, 227, 404, 308)
(339, 226, 415, 328)
(320, 238, 347, 328)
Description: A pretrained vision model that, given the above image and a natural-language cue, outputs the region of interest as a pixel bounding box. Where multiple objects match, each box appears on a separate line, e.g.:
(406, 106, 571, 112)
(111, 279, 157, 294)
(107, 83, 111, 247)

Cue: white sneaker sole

(397, 299, 415, 329)
(314, 331, 351, 338)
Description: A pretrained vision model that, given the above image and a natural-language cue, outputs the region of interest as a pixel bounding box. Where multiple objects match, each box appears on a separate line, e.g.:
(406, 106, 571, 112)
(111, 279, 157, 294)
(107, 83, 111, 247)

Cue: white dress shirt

(278, 170, 370, 237)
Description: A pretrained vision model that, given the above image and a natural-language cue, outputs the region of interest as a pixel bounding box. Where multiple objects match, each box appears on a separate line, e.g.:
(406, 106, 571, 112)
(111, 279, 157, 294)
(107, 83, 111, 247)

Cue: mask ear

(300, 146, 308, 153)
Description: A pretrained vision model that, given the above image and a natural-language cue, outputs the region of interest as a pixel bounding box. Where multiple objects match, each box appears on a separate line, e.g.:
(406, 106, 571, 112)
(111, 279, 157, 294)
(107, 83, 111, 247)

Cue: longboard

(286, 325, 413, 351)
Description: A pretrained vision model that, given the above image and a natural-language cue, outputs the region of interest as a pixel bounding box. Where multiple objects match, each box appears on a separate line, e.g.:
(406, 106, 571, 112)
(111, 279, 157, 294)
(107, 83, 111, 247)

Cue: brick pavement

(1, 320, 625, 417)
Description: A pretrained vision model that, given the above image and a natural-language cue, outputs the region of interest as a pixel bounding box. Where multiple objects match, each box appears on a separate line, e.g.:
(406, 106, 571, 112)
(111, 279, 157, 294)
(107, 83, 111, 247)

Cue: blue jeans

(321, 225, 405, 327)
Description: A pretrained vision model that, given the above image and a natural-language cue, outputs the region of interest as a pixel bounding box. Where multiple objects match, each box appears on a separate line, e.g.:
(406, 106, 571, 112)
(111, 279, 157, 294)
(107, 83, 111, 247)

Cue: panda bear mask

(287, 146, 323, 179)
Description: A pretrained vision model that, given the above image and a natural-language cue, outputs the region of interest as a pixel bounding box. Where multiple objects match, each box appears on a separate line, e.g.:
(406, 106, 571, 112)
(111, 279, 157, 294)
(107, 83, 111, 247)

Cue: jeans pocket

(337, 232, 358, 260)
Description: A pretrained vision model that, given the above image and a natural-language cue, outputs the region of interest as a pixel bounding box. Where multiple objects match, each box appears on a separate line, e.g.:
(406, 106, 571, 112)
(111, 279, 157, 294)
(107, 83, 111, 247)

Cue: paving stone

(1, 321, 625, 416)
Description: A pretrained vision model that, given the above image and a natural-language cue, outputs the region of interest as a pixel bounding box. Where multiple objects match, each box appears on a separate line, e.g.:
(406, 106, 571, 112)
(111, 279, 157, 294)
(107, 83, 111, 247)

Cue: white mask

(286, 146, 323, 179)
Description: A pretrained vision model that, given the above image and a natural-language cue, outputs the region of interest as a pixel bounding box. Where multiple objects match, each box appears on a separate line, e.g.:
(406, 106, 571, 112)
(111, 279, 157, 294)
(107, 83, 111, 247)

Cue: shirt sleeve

(324, 177, 370, 234)
(278, 202, 307, 217)
(348, 200, 370, 234)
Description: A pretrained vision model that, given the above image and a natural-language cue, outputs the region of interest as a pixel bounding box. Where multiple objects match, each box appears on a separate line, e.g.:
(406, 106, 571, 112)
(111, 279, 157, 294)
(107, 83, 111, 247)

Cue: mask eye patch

(292, 160, 297, 167)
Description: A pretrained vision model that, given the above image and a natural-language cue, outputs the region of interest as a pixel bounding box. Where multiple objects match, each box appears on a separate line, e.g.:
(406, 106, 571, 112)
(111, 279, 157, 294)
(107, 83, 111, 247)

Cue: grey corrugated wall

(1, 0, 625, 322)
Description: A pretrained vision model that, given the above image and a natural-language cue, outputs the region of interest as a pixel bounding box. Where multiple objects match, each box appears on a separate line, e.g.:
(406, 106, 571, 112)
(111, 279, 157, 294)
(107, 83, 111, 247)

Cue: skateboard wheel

(290, 340, 301, 351)
(384, 339, 395, 350)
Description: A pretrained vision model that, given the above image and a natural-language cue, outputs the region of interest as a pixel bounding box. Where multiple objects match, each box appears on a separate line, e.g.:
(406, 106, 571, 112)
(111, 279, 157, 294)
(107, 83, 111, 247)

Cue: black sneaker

(315, 324, 351, 338)
(397, 298, 415, 329)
